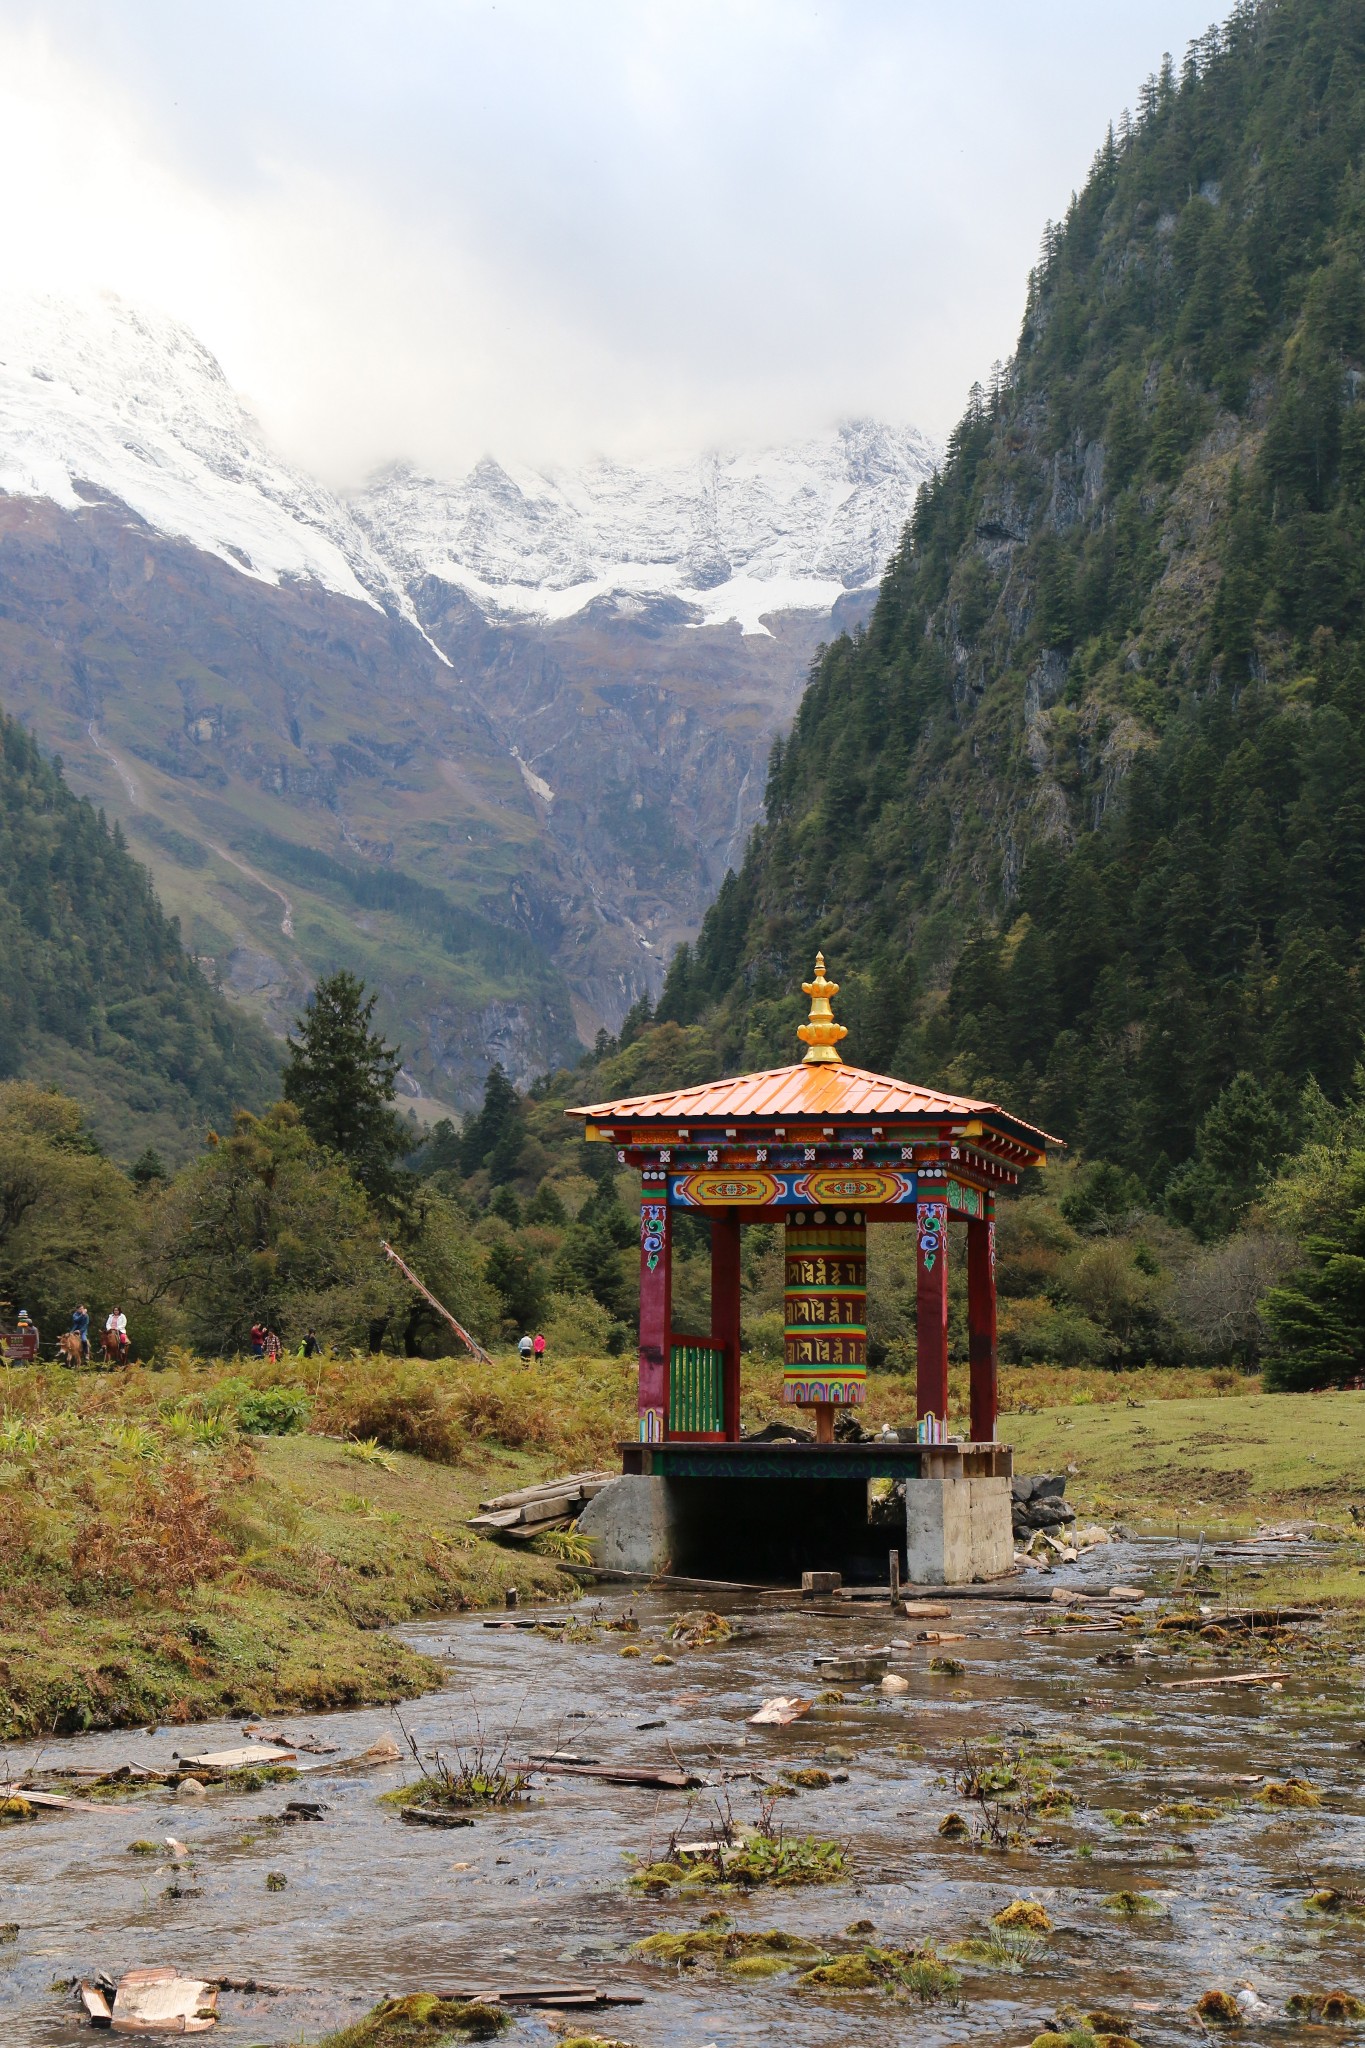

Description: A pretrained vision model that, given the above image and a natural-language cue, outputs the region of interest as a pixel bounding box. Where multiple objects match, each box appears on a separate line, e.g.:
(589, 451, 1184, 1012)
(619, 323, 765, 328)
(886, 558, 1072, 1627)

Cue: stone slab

(576, 1475, 675, 1574)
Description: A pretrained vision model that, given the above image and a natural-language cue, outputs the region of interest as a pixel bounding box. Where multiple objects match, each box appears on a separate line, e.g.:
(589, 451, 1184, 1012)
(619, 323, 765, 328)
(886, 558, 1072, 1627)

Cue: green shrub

(236, 1387, 310, 1435)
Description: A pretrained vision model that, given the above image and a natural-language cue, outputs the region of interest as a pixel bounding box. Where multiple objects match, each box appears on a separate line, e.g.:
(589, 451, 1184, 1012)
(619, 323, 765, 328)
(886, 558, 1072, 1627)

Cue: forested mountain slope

(657, 0, 1365, 1206)
(0, 713, 277, 1159)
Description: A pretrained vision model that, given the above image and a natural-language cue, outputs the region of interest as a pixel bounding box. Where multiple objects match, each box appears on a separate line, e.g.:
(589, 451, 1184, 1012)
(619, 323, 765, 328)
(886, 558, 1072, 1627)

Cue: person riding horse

(103, 1308, 130, 1364)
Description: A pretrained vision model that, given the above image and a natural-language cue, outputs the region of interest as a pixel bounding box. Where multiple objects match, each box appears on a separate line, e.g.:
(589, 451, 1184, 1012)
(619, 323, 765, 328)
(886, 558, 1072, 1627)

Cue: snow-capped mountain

(0, 289, 939, 639)
(352, 421, 939, 637)
(0, 289, 407, 617)
(0, 285, 943, 1089)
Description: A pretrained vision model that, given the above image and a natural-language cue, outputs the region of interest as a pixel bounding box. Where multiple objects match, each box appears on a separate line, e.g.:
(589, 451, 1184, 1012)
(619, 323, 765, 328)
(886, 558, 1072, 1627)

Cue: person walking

(532, 1331, 546, 1364)
(517, 1332, 534, 1362)
(249, 1321, 267, 1358)
(298, 1327, 321, 1358)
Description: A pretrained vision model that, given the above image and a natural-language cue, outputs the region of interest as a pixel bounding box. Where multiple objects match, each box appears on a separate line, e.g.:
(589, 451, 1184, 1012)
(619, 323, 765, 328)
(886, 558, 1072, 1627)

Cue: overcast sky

(0, 1, 1222, 482)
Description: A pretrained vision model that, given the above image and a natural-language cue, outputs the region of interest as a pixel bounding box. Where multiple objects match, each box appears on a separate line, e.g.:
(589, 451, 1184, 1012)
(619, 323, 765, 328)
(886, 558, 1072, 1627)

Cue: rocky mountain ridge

(0, 286, 938, 1105)
(351, 420, 938, 637)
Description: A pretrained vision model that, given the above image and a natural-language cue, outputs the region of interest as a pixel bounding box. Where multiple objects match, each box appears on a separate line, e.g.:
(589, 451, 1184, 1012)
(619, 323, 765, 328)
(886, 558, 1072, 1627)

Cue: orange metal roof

(568, 1062, 1059, 1148)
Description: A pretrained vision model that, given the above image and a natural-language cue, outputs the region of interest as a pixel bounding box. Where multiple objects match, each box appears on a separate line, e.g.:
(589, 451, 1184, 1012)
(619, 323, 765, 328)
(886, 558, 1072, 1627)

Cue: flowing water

(3, 1537, 1362, 2046)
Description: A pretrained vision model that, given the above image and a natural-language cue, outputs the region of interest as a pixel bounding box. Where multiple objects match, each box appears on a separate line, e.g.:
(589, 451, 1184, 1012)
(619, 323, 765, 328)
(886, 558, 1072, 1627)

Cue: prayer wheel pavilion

(568, 956, 1061, 1585)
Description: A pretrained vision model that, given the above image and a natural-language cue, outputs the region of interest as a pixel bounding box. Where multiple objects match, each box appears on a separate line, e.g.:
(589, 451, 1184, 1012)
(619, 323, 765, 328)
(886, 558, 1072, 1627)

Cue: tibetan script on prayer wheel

(782, 1210, 866, 1405)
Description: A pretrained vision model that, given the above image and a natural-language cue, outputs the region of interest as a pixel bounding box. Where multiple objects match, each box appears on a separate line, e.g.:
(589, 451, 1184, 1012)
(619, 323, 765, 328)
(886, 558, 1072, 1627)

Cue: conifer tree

(282, 970, 408, 1203)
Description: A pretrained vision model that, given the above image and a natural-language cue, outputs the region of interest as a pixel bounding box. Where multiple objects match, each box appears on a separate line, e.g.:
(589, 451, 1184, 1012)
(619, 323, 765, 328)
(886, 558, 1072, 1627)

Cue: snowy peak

(351, 419, 940, 636)
(0, 289, 404, 614)
(0, 289, 940, 640)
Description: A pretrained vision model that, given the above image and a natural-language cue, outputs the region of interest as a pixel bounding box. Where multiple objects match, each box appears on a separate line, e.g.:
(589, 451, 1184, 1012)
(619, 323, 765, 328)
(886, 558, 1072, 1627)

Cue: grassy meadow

(3, 1345, 1363, 1741)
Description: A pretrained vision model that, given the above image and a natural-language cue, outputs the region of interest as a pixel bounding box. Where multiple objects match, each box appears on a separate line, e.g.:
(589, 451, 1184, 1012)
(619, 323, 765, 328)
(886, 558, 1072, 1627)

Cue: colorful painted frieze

(782, 1213, 866, 1406)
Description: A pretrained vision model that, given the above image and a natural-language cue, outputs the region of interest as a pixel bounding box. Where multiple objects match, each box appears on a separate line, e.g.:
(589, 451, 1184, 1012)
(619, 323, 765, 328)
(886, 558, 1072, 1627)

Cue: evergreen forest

(0, 712, 277, 1160)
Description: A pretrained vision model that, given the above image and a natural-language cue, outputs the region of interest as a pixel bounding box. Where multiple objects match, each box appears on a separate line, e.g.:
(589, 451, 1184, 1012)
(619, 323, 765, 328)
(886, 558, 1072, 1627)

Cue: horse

(101, 1326, 125, 1367)
(56, 1331, 85, 1370)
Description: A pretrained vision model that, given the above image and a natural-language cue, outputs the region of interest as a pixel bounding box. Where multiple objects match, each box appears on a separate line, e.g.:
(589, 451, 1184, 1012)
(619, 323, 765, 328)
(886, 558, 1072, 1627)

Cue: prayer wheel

(782, 1208, 867, 1441)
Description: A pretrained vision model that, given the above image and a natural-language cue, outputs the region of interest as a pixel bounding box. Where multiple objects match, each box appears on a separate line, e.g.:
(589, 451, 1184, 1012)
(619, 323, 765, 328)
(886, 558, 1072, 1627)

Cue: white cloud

(0, 1, 1220, 481)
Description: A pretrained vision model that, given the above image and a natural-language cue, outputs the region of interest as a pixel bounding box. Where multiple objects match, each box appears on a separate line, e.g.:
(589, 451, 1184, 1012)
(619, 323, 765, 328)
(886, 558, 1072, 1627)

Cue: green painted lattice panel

(669, 1340, 725, 1436)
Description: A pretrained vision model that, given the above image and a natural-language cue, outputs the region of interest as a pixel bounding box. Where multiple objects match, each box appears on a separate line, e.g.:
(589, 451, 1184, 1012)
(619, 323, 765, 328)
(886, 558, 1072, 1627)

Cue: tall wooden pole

(915, 1197, 949, 1425)
(637, 1191, 671, 1442)
(967, 1205, 998, 1443)
(711, 1208, 743, 1441)
(380, 1241, 492, 1364)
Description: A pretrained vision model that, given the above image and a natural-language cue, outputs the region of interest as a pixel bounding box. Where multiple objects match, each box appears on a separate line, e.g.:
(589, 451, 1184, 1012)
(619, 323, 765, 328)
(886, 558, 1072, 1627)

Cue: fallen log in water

(1157, 1669, 1285, 1690)
(437, 1983, 645, 2008)
(517, 1759, 701, 1788)
(552, 1562, 788, 1593)
(0, 1784, 109, 1813)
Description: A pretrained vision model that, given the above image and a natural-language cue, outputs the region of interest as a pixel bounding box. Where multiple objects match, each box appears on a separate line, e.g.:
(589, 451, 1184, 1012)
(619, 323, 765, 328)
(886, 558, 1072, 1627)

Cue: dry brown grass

(69, 1456, 241, 1598)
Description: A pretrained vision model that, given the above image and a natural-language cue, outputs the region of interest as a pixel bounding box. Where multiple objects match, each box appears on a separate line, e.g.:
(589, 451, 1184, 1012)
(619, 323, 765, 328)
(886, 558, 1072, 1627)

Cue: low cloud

(0, 0, 1217, 481)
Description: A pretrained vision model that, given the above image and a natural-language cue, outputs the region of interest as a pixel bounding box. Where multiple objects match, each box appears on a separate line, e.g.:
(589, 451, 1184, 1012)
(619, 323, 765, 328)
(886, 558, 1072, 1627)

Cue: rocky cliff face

(0, 288, 938, 1096)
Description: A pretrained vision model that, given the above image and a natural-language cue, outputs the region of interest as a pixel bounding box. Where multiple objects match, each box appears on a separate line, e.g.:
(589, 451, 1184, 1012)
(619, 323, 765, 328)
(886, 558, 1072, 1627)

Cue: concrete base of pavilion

(579, 1441, 1014, 1585)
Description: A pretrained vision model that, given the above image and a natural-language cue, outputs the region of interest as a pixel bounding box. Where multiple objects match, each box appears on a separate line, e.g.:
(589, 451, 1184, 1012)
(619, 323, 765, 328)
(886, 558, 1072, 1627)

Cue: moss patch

(635, 1925, 826, 1974)
(1100, 1891, 1166, 1917)
(993, 1898, 1053, 1932)
(630, 1834, 846, 1893)
(313, 1993, 509, 2045)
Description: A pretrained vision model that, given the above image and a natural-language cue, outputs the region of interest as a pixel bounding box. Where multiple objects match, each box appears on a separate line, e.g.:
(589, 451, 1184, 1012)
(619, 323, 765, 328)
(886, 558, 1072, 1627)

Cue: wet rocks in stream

(1012, 1473, 1077, 1540)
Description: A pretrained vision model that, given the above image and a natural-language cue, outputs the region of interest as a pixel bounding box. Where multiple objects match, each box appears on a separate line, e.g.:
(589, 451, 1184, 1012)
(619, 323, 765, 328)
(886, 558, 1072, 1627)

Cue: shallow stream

(4, 1536, 1363, 2046)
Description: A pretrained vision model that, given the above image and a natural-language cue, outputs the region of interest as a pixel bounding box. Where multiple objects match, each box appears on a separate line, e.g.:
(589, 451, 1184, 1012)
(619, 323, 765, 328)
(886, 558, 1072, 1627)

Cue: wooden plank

(0, 1784, 107, 1812)
(1158, 1670, 1284, 1691)
(79, 1980, 113, 2025)
(496, 1518, 571, 1542)
(518, 1760, 701, 1788)
(478, 1470, 613, 1511)
(176, 1744, 296, 1770)
(550, 1562, 788, 1593)
(517, 1493, 579, 1525)
(437, 1984, 645, 2007)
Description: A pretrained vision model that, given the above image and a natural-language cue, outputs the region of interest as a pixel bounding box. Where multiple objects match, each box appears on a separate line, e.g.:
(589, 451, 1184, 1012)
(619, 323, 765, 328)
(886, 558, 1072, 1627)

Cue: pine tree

(1262, 1154, 1365, 1389)
(282, 970, 408, 1202)
(459, 1064, 525, 1184)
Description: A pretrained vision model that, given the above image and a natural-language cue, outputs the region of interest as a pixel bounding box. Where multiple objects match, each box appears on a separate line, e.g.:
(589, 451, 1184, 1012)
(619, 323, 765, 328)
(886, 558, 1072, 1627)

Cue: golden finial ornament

(797, 951, 848, 1065)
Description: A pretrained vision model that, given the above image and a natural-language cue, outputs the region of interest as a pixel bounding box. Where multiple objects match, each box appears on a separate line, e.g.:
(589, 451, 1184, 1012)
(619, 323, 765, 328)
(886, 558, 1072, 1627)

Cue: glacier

(351, 423, 940, 637)
(0, 288, 939, 641)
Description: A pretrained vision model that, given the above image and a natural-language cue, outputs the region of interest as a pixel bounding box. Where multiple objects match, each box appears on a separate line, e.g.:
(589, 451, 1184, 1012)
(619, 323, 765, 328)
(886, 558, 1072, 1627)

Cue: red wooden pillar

(915, 1197, 949, 1424)
(967, 1204, 998, 1443)
(637, 1189, 671, 1442)
(711, 1208, 743, 1441)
